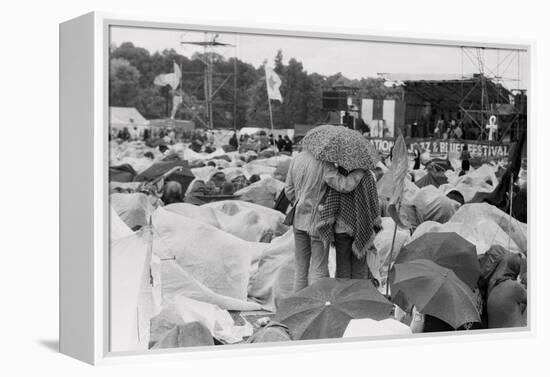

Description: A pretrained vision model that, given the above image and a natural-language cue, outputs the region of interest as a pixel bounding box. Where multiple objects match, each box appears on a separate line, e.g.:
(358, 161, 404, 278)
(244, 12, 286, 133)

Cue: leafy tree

(109, 58, 141, 107)
(111, 42, 153, 87)
(136, 86, 168, 119)
(109, 43, 404, 129)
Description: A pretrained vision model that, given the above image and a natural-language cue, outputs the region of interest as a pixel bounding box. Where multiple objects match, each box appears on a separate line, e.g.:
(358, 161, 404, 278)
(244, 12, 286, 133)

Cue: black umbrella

(390, 259, 481, 329)
(274, 278, 393, 340)
(395, 232, 480, 288)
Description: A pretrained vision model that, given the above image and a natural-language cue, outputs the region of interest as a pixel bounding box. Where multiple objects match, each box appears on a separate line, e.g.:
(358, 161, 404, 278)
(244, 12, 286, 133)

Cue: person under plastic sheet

(479, 250, 527, 329)
(161, 181, 183, 205)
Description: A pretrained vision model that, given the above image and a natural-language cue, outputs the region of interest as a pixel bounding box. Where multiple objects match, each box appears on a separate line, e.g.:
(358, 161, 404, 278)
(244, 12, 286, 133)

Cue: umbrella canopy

(109, 163, 137, 183)
(425, 158, 454, 172)
(390, 259, 480, 329)
(274, 278, 393, 340)
(415, 170, 448, 188)
(395, 232, 480, 288)
(134, 160, 195, 193)
(301, 125, 377, 171)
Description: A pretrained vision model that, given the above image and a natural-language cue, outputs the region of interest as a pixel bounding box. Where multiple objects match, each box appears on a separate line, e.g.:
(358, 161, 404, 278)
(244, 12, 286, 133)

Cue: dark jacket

(485, 252, 527, 329)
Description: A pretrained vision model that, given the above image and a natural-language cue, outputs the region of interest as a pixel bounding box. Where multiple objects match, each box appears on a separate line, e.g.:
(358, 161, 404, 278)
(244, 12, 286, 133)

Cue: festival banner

(366, 137, 515, 158)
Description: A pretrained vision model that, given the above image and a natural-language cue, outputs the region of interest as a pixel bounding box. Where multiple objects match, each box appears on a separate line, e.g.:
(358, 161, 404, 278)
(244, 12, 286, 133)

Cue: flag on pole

(265, 66, 283, 103)
(387, 132, 410, 228)
(171, 95, 183, 119)
(154, 62, 181, 90)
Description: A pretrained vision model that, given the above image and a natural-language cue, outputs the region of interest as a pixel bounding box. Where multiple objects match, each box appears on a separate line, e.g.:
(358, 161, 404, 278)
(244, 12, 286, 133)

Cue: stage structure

(179, 33, 238, 129)
(458, 46, 526, 142)
(381, 46, 526, 142)
(321, 85, 360, 128)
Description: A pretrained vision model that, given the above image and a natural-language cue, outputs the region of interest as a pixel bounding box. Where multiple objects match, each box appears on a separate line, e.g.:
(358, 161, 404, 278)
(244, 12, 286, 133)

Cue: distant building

(109, 106, 149, 130)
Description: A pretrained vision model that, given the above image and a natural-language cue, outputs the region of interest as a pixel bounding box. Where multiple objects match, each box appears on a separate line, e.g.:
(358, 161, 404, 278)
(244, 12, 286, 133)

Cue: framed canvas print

(59, 12, 532, 365)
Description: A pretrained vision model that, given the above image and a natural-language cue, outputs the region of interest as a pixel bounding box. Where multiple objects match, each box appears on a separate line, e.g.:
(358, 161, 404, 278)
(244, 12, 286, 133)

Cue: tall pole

(208, 54, 214, 128)
(233, 56, 238, 131)
(265, 66, 275, 132)
(385, 221, 399, 297)
(267, 98, 275, 132)
(165, 86, 170, 118)
(508, 173, 514, 252)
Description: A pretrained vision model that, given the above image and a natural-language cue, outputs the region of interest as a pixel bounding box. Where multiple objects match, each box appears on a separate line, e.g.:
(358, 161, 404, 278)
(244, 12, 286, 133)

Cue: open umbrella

(415, 170, 448, 188)
(395, 232, 480, 289)
(134, 160, 195, 193)
(274, 278, 393, 340)
(425, 158, 454, 172)
(301, 125, 377, 171)
(390, 259, 480, 329)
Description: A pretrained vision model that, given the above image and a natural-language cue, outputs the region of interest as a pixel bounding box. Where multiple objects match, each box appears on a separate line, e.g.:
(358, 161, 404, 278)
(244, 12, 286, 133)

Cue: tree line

(109, 42, 401, 129)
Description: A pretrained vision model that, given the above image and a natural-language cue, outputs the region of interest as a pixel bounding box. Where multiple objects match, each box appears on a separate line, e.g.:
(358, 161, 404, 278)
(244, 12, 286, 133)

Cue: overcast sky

(111, 26, 528, 90)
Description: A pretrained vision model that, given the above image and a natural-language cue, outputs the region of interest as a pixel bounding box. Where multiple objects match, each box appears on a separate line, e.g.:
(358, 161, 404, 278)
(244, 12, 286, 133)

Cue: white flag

(265, 66, 283, 103)
(154, 62, 181, 90)
(171, 95, 183, 119)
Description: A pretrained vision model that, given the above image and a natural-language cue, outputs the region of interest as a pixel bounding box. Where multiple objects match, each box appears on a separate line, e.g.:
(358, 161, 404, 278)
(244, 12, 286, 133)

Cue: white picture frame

(59, 11, 533, 365)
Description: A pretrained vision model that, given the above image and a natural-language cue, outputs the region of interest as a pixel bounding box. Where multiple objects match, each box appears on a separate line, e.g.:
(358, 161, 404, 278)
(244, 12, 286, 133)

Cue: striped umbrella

(301, 125, 378, 171)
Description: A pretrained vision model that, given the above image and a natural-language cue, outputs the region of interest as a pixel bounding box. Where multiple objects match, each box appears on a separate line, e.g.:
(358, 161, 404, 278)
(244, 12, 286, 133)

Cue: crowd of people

(353, 116, 507, 142)
(111, 126, 295, 156)
(282, 131, 527, 332)
(109, 124, 527, 351)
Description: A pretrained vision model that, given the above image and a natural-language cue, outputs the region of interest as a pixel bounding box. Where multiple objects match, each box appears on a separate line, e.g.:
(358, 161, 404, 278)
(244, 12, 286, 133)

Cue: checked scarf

(317, 171, 381, 259)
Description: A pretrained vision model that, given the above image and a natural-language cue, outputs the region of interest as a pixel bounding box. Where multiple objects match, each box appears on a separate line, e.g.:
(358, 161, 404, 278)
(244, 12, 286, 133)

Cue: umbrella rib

(418, 277, 479, 328)
(393, 274, 444, 310)
(289, 307, 331, 339)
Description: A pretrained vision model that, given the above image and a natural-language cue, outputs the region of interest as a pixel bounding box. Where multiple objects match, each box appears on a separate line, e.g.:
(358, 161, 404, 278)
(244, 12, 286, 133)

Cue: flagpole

(265, 66, 275, 133)
(385, 220, 399, 297)
(267, 97, 275, 132)
(508, 173, 514, 252)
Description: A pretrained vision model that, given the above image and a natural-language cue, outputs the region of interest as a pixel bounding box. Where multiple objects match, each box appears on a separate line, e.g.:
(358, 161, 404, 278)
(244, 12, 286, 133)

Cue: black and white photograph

(107, 25, 528, 353)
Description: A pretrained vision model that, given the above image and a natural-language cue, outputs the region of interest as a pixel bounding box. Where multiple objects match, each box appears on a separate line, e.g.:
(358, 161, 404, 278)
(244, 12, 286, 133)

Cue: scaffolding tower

(459, 46, 526, 142)
(179, 33, 238, 129)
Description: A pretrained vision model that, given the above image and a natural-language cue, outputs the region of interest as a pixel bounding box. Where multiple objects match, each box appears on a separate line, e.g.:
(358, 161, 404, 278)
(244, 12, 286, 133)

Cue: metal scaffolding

(459, 46, 526, 142)
(179, 33, 238, 129)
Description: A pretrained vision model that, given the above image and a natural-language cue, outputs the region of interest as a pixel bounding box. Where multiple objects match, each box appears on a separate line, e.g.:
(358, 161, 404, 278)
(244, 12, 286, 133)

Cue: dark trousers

(334, 233, 370, 279)
(461, 159, 470, 172)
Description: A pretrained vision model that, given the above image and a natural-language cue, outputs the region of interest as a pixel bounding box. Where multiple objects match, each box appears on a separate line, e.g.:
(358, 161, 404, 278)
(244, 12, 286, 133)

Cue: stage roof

(384, 74, 512, 109)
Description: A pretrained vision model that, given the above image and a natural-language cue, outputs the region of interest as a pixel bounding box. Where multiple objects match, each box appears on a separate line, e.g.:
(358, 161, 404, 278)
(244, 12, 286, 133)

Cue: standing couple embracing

(285, 130, 382, 292)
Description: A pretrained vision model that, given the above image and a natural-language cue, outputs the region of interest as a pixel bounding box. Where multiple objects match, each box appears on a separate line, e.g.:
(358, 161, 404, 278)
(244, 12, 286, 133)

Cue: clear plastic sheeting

(154, 295, 253, 344)
(202, 200, 288, 242)
(152, 207, 265, 301)
(110, 206, 134, 240)
(234, 176, 285, 208)
(247, 154, 293, 168)
(410, 219, 522, 255)
(248, 230, 295, 311)
(164, 203, 222, 229)
(110, 232, 154, 352)
(409, 185, 461, 225)
(441, 163, 500, 203)
(190, 166, 218, 182)
(111, 192, 159, 230)
(161, 259, 263, 311)
(241, 163, 277, 180)
(450, 203, 527, 254)
(343, 318, 412, 338)
(373, 217, 411, 290)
